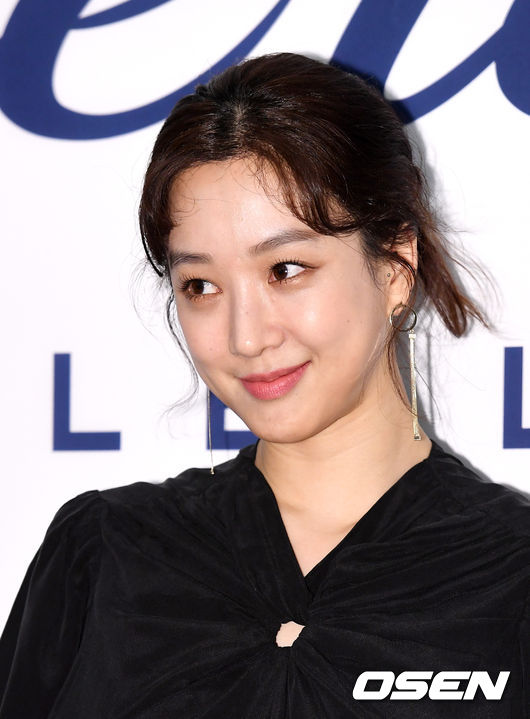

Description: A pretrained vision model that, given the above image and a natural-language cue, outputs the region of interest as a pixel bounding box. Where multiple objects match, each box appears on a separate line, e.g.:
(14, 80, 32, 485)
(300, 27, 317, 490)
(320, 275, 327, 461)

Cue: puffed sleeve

(0, 490, 102, 718)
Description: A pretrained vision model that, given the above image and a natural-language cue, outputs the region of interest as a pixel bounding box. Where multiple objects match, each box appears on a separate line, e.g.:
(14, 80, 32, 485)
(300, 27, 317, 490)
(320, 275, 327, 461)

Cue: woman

(0, 53, 528, 718)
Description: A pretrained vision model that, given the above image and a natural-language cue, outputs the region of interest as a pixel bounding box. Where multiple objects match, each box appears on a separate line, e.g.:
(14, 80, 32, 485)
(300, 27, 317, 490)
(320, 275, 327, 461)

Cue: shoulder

(52, 448, 246, 514)
(427, 441, 530, 540)
(95, 449, 246, 511)
(45, 488, 104, 545)
(48, 450, 253, 545)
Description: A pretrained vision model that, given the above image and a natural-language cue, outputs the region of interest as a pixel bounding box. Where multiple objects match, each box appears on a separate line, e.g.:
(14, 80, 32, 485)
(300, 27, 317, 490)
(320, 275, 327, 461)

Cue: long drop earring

(407, 324, 421, 440)
(207, 388, 215, 475)
(389, 303, 421, 441)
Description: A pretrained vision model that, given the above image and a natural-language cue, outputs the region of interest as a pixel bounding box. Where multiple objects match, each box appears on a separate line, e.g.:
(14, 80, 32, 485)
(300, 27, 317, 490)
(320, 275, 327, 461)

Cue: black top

(1, 439, 529, 718)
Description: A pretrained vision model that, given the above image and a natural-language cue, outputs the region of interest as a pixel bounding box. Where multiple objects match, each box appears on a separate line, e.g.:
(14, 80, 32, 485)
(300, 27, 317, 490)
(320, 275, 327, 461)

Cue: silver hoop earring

(389, 303, 421, 441)
(207, 388, 215, 475)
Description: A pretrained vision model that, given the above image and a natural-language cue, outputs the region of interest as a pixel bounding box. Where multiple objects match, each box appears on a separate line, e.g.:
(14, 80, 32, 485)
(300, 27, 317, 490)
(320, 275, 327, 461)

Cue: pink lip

(240, 361, 310, 400)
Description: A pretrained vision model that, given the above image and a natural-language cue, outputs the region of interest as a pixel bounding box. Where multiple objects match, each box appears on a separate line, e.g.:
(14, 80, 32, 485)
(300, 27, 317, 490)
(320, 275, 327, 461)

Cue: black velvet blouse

(0, 439, 529, 718)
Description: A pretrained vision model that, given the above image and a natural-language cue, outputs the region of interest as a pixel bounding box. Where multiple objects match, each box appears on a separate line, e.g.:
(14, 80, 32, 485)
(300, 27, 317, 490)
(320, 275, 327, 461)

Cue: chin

(227, 386, 337, 444)
(253, 428, 310, 445)
(240, 412, 321, 445)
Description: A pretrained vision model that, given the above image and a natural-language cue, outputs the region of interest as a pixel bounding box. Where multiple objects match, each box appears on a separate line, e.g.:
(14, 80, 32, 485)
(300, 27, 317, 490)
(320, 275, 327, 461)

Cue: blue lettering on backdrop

(0, 0, 290, 139)
(0, 0, 528, 139)
(209, 393, 258, 452)
(503, 347, 530, 449)
(53, 353, 121, 450)
(333, 0, 530, 120)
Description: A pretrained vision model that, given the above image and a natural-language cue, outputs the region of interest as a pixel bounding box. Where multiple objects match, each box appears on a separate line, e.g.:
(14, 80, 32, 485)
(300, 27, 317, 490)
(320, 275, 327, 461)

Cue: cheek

(292, 278, 385, 349)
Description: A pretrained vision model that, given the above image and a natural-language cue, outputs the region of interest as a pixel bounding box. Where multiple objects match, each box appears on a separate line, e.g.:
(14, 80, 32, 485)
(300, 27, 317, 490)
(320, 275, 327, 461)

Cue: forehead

(167, 158, 314, 258)
(169, 158, 287, 220)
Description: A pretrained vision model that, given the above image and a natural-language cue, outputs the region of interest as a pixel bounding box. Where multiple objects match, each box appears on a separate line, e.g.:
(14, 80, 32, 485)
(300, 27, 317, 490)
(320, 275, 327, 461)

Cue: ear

(384, 227, 418, 314)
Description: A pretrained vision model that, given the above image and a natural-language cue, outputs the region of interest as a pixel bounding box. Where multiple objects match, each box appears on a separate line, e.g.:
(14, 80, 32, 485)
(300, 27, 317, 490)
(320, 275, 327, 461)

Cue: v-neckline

(241, 438, 439, 590)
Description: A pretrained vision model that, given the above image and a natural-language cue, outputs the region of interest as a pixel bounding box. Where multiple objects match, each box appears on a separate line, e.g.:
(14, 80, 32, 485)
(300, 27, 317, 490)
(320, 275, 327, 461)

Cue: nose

(228, 283, 285, 358)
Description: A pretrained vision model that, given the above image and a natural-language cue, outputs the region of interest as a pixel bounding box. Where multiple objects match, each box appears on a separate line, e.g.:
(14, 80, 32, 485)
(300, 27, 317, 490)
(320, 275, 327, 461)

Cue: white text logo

(352, 671, 510, 701)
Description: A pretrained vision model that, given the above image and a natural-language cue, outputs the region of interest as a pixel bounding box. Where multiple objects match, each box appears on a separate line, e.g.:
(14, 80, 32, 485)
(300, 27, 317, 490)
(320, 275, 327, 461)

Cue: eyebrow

(167, 228, 322, 270)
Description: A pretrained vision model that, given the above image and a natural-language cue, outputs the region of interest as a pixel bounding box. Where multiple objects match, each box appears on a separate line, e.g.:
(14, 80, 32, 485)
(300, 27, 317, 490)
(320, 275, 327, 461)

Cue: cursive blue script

(0, 0, 528, 138)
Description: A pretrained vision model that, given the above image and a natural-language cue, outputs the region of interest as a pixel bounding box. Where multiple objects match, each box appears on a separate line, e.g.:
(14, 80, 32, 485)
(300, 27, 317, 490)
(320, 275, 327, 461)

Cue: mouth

(240, 361, 310, 400)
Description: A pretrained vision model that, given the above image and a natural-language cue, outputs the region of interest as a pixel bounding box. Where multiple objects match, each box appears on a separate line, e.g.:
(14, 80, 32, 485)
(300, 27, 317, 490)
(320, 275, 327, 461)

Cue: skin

(167, 157, 432, 577)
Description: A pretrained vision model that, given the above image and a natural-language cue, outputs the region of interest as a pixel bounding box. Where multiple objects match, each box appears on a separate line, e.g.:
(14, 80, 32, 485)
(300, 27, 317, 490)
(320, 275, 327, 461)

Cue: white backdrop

(1, 0, 529, 633)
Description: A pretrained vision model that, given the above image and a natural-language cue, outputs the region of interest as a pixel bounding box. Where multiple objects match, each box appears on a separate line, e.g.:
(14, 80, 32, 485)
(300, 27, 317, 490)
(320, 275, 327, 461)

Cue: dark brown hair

(139, 52, 487, 405)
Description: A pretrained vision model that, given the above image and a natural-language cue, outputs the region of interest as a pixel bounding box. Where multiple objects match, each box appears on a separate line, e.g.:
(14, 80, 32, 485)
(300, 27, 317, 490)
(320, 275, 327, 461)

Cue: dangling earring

(207, 388, 215, 475)
(389, 303, 421, 441)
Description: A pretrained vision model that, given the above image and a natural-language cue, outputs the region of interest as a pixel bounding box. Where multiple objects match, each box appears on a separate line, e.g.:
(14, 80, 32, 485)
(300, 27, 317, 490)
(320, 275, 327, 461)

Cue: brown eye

(269, 261, 307, 284)
(187, 279, 218, 296)
(188, 279, 207, 294)
(272, 264, 289, 281)
(176, 276, 219, 303)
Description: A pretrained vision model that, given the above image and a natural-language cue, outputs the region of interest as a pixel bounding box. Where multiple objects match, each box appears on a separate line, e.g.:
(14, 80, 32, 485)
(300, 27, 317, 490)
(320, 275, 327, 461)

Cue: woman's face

(167, 158, 401, 443)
